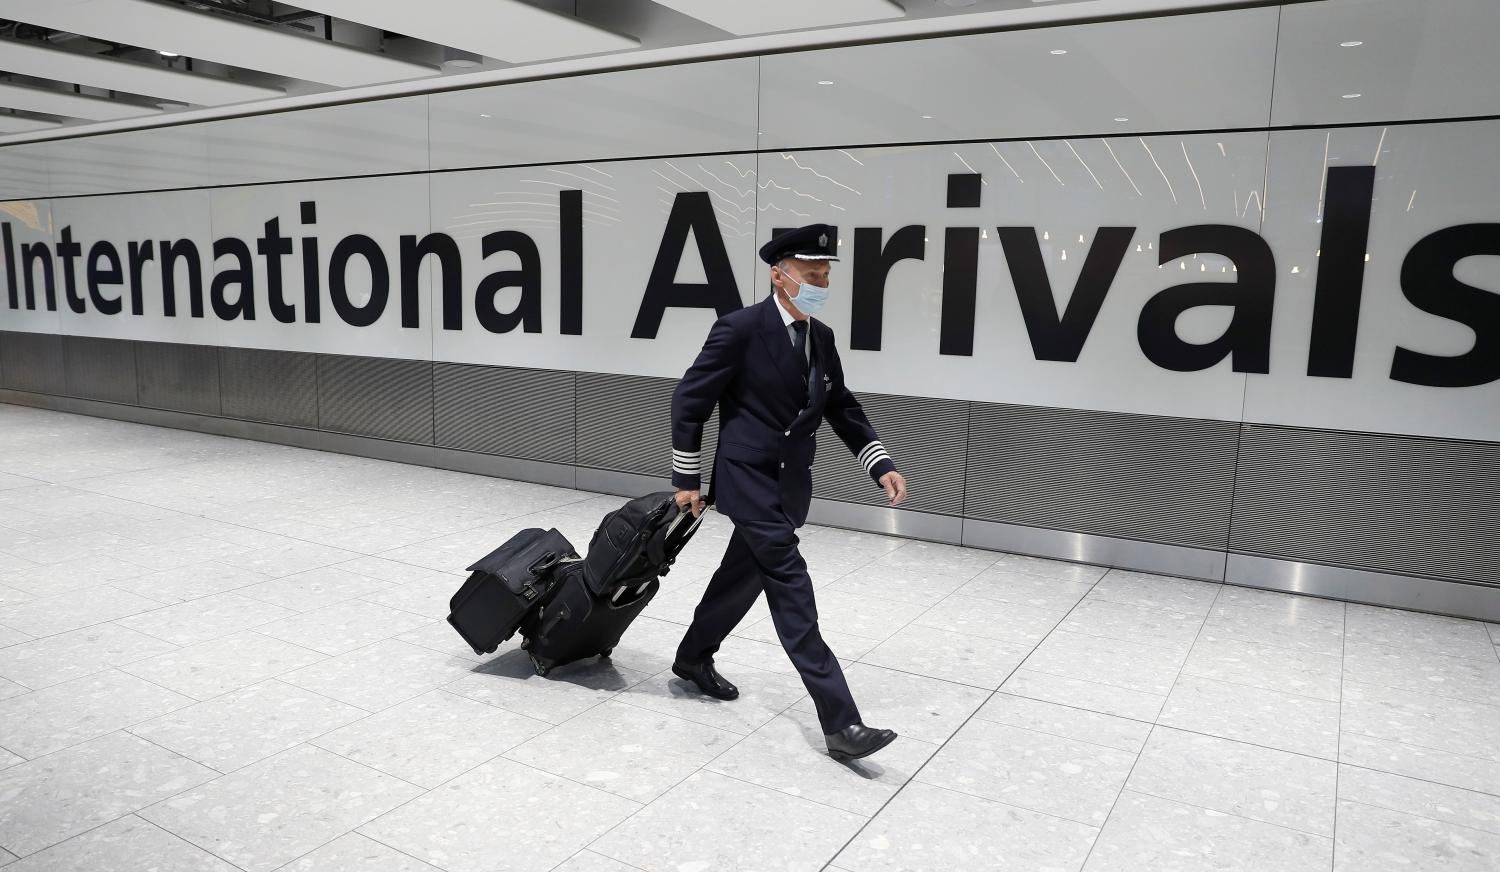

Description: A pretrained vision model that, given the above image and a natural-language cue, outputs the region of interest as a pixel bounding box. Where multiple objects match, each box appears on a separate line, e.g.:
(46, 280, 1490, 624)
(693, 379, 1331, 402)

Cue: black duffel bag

(580, 491, 702, 596)
(447, 527, 578, 655)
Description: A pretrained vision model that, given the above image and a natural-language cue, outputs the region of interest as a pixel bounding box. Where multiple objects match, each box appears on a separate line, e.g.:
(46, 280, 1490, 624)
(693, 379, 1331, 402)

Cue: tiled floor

(1, 404, 1498, 872)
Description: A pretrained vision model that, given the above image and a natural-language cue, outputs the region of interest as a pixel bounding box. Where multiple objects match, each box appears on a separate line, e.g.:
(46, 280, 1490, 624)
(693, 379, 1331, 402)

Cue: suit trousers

(674, 515, 861, 734)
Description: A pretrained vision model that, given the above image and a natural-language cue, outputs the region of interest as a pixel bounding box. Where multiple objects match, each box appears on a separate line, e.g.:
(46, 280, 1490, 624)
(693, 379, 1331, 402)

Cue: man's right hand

(675, 489, 705, 517)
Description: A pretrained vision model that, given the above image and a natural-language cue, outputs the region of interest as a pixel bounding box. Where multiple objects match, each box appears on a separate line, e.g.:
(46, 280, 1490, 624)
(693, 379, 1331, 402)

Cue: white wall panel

(0, 198, 60, 334)
(428, 155, 759, 377)
(756, 7, 1278, 151)
(1248, 122, 1500, 443)
(46, 128, 212, 196)
(0, 145, 51, 200)
(2, 3, 1497, 446)
(205, 98, 429, 187)
(757, 133, 1267, 421)
(1272, 0, 1500, 126)
(428, 59, 759, 170)
(47, 189, 219, 346)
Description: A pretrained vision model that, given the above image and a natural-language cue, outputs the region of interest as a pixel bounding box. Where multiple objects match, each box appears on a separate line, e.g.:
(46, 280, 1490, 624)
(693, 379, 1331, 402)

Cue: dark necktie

(791, 320, 810, 378)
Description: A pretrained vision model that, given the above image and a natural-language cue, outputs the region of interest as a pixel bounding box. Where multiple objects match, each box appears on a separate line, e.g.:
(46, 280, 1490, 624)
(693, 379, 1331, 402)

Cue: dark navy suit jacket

(671, 295, 896, 528)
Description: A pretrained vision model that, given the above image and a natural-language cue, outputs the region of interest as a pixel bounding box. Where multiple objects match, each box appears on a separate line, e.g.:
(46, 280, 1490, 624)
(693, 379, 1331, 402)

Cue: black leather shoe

(671, 659, 739, 700)
(825, 723, 897, 761)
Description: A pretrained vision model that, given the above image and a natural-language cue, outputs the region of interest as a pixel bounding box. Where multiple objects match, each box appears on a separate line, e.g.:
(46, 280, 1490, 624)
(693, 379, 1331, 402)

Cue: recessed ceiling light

(1342, 93, 1362, 99)
(817, 80, 834, 85)
(1340, 40, 1363, 47)
(442, 47, 482, 70)
(1050, 49, 1067, 55)
(158, 50, 179, 57)
(921, 115, 934, 119)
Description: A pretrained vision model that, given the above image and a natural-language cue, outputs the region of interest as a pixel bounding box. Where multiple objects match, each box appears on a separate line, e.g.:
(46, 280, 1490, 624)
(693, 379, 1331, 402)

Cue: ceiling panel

(1271, 0, 1500, 125)
(0, 0, 437, 88)
(0, 80, 159, 120)
(757, 6, 1279, 147)
(649, 0, 904, 35)
(296, 0, 638, 64)
(0, 113, 60, 133)
(0, 38, 284, 106)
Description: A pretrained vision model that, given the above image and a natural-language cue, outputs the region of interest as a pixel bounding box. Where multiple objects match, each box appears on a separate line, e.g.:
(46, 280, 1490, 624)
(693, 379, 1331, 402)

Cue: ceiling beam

(0, 112, 61, 133)
(0, 38, 285, 106)
(0, 80, 159, 120)
(0, 0, 438, 88)
(648, 0, 905, 35)
(294, 0, 639, 63)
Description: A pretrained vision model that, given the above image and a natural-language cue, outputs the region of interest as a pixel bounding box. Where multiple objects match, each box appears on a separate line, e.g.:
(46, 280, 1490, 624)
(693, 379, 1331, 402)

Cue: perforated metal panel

(136, 341, 220, 415)
(62, 336, 137, 404)
(317, 354, 434, 444)
(964, 403, 1239, 550)
(218, 346, 318, 427)
(433, 363, 575, 462)
(0, 331, 65, 395)
(811, 393, 967, 514)
(1231, 425, 1500, 586)
(574, 372, 717, 483)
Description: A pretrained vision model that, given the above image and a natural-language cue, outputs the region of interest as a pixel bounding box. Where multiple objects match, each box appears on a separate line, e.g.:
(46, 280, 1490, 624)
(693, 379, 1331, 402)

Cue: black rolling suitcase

(519, 492, 704, 676)
(447, 527, 579, 655)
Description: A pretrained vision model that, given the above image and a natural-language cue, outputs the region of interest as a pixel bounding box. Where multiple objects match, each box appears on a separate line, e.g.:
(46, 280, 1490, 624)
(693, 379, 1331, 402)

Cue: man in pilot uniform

(668, 223, 908, 761)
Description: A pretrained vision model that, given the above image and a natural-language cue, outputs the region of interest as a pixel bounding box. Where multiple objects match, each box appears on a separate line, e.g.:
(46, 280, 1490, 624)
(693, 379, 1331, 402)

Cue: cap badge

(818, 232, 828, 247)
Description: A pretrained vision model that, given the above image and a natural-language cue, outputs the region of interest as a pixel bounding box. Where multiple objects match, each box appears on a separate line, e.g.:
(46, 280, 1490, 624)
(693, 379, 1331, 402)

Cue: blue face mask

(779, 264, 830, 317)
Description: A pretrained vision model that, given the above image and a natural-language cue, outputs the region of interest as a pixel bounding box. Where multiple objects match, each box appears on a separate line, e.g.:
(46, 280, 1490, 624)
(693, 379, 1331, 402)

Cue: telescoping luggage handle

(603, 499, 705, 605)
(664, 500, 707, 544)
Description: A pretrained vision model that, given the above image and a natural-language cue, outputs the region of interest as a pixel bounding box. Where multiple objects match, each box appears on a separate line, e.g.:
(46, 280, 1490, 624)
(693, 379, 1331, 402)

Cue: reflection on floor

(0, 404, 1497, 872)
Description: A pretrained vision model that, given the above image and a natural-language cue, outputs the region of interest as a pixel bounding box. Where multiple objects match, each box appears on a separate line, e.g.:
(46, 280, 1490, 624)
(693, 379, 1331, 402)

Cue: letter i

(300, 201, 321, 323)
(941, 173, 982, 356)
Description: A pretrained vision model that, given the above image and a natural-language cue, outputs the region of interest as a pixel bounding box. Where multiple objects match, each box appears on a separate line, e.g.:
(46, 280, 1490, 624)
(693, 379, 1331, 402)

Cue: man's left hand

(879, 471, 908, 507)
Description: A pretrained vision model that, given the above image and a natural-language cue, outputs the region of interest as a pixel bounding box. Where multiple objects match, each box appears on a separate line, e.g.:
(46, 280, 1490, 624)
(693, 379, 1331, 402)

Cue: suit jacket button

(783, 430, 790, 436)
(780, 462, 785, 468)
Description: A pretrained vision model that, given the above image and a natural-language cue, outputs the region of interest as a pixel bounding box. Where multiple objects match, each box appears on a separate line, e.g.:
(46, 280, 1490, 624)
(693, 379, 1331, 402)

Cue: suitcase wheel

(599, 648, 612, 659)
(529, 653, 553, 677)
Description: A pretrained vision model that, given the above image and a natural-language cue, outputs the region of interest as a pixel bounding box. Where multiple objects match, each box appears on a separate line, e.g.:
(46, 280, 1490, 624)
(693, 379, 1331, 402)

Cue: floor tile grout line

(687, 764, 879, 821)
(0, 810, 222, 868)
(1335, 793, 1500, 838)
(1338, 723, 1500, 771)
(134, 813, 251, 872)
(1343, 637, 1500, 668)
(1169, 669, 1344, 704)
(1074, 581, 1225, 871)
(1332, 597, 1348, 872)
(577, 665, 840, 858)
(905, 773, 1111, 832)
(1191, 628, 1346, 660)
(1003, 662, 1172, 705)
(957, 714, 1148, 756)
(1115, 785, 1336, 842)
(264, 692, 654, 872)
(1336, 759, 1500, 801)
(269, 827, 437, 872)
(0, 729, 254, 865)
(545, 848, 655, 872)
(813, 563, 1115, 871)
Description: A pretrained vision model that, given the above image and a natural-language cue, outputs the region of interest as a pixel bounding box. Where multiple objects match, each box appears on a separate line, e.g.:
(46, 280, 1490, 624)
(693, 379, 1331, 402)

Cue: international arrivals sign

(1, 134, 1496, 441)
